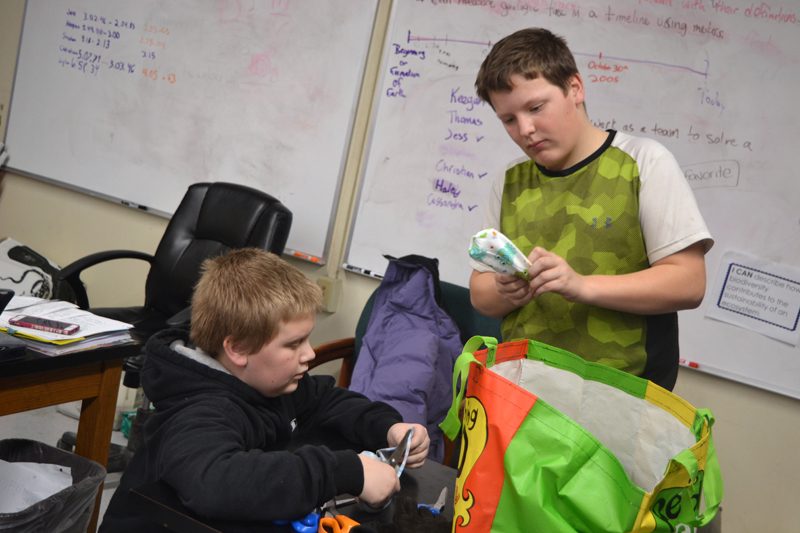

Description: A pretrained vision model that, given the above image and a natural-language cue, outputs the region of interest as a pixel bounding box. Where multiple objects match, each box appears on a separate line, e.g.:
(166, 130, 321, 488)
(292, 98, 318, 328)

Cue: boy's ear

(569, 74, 585, 106)
(222, 337, 249, 368)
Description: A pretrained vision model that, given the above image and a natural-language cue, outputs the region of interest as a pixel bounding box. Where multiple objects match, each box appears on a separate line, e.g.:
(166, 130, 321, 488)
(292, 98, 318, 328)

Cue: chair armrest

(310, 337, 355, 388)
(56, 250, 155, 309)
(166, 306, 193, 327)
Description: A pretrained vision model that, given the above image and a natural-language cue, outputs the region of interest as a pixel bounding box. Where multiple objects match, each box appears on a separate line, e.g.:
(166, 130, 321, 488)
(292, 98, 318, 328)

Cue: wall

(1, 1, 798, 531)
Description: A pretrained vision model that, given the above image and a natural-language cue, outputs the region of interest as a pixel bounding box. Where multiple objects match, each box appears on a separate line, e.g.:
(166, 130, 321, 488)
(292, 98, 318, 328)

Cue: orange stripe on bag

(473, 340, 529, 365)
(454, 362, 537, 530)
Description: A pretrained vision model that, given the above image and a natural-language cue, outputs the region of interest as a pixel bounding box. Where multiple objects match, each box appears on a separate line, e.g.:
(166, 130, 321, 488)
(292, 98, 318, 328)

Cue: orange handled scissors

(318, 513, 359, 533)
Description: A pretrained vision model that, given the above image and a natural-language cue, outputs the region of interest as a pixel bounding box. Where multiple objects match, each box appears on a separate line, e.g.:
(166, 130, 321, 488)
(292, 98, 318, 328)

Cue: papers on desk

(13, 332, 136, 357)
(0, 297, 134, 356)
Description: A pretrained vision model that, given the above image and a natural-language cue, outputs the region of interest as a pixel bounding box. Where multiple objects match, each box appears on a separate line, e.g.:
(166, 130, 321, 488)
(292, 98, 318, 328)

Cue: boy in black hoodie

(100, 248, 429, 532)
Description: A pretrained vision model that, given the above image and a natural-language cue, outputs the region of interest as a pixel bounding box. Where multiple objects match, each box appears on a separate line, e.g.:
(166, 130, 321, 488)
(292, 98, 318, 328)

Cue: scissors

(318, 506, 360, 533)
(418, 487, 448, 516)
(385, 427, 413, 474)
(274, 497, 355, 533)
(361, 426, 414, 477)
(273, 511, 319, 533)
(355, 428, 414, 513)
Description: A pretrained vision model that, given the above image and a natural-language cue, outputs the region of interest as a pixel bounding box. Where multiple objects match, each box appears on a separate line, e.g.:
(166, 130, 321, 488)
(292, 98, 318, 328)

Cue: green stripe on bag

(495, 397, 645, 532)
(522, 338, 650, 399)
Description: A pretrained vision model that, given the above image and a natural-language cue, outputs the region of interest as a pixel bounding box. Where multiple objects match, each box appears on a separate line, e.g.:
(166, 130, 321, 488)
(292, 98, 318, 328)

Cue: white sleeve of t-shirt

(614, 132, 714, 264)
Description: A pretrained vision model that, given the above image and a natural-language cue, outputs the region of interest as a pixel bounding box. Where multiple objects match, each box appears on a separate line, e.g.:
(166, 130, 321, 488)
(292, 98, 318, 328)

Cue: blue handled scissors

(274, 497, 356, 532)
(418, 487, 448, 516)
(273, 511, 320, 533)
(361, 426, 414, 477)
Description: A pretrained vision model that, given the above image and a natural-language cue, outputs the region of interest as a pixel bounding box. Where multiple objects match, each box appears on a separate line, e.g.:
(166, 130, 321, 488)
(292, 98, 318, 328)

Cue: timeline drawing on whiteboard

(407, 29, 711, 78)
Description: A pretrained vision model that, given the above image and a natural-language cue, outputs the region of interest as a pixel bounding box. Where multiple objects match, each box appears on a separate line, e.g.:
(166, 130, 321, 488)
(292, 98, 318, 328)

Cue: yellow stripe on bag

(630, 421, 712, 533)
(644, 381, 697, 429)
(690, 420, 711, 473)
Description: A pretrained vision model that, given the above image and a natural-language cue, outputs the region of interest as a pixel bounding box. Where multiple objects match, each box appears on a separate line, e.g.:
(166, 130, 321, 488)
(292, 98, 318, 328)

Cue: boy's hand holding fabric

(358, 454, 400, 509)
(469, 229, 532, 280)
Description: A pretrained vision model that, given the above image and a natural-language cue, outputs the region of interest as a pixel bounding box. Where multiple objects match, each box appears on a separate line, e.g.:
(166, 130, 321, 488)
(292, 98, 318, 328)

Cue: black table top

(0, 340, 141, 378)
(130, 458, 456, 533)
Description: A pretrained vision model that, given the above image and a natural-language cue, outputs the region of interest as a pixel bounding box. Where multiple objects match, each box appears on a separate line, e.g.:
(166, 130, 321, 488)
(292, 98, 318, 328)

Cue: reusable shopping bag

(440, 337, 723, 533)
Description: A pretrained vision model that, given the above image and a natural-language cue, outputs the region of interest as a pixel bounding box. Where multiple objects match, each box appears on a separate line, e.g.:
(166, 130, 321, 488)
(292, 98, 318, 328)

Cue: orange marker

(292, 252, 319, 263)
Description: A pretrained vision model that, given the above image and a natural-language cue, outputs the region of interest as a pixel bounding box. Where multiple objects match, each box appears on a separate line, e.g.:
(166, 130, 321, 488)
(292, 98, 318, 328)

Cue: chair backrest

(353, 280, 502, 360)
(144, 182, 292, 318)
(440, 281, 503, 345)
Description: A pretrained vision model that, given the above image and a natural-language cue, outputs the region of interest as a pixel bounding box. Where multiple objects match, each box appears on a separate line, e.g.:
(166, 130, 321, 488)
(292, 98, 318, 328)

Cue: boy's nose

(519, 116, 536, 137)
(302, 343, 316, 363)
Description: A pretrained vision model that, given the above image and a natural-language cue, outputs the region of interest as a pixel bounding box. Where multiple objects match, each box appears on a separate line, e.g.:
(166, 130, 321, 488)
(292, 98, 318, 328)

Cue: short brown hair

(190, 248, 322, 356)
(475, 28, 578, 105)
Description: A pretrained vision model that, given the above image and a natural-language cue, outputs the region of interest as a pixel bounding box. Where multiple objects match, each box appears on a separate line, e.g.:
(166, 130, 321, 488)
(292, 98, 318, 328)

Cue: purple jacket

(350, 257, 463, 463)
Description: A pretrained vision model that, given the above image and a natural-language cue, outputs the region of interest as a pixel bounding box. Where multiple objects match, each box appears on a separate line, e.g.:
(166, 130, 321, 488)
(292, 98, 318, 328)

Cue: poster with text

(706, 251, 800, 345)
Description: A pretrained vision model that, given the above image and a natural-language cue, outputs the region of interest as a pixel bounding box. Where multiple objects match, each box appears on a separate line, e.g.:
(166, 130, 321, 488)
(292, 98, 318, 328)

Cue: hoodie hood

(141, 326, 295, 444)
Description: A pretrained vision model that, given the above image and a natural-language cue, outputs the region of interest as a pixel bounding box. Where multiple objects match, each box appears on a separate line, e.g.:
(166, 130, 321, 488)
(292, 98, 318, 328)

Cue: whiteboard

(4, 0, 378, 261)
(346, 0, 800, 398)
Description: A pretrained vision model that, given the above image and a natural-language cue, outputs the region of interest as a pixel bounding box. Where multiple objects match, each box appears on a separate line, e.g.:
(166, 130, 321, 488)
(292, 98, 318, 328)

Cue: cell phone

(8, 315, 80, 335)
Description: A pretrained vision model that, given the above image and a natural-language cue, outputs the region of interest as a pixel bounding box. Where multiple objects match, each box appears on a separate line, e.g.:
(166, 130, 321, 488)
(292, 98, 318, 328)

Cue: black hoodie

(100, 326, 402, 531)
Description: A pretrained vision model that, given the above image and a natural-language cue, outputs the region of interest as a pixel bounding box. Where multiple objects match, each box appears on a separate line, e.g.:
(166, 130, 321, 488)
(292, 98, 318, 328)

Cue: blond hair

(475, 28, 579, 106)
(190, 248, 322, 356)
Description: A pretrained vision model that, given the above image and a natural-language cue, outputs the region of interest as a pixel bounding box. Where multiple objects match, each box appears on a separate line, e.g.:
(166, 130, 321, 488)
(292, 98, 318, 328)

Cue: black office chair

(59, 182, 291, 334)
(55, 182, 292, 469)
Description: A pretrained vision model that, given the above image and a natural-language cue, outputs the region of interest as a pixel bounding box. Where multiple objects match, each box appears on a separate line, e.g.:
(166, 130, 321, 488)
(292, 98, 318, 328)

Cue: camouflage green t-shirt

(500, 132, 679, 382)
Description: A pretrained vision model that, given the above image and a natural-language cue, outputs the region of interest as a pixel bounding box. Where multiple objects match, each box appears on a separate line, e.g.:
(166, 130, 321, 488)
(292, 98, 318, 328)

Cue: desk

(0, 342, 141, 533)
(130, 459, 456, 532)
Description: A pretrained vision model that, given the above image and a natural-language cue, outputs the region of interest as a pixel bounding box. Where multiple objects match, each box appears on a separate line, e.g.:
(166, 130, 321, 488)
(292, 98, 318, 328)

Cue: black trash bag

(0, 439, 106, 533)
